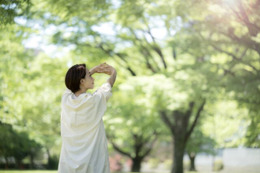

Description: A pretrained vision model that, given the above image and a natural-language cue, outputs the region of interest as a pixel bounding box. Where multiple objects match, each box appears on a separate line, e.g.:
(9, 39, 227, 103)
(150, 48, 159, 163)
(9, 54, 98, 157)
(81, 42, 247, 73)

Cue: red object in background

(109, 154, 123, 172)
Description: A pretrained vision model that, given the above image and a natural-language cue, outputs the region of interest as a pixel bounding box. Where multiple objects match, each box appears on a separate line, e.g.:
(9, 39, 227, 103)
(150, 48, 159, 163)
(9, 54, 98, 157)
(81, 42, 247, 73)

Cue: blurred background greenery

(0, 0, 259, 173)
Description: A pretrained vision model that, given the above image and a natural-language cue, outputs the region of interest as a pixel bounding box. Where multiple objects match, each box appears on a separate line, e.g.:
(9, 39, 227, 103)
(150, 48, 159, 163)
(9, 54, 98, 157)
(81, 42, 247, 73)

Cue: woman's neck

(74, 88, 87, 97)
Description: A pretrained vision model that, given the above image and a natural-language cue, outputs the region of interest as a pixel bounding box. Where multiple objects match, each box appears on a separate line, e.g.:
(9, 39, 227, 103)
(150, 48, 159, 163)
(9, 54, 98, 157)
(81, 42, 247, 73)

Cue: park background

(0, 0, 260, 173)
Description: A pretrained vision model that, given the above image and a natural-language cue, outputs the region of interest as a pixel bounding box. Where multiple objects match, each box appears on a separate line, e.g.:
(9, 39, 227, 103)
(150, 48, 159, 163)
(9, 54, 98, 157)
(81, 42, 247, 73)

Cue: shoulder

(96, 82, 112, 92)
(61, 89, 94, 105)
(92, 82, 113, 102)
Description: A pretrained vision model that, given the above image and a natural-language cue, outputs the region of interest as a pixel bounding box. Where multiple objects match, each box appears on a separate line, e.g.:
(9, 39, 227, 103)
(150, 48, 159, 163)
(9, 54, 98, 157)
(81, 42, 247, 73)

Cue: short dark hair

(65, 64, 87, 93)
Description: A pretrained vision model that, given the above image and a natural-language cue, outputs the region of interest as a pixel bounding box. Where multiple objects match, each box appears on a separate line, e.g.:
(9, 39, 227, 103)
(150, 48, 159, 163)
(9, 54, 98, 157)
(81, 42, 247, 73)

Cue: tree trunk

(4, 156, 9, 169)
(188, 153, 196, 171)
(46, 147, 51, 169)
(15, 158, 23, 169)
(46, 147, 50, 159)
(172, 137, 185, 173)
(110, 133, 157, 173)
(131, 157, 142, 172)
(30, 153, 34, 169)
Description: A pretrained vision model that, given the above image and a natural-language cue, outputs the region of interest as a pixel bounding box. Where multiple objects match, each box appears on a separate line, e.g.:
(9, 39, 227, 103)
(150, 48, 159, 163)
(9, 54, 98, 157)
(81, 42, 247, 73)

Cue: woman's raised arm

(89, 63, 117, 87)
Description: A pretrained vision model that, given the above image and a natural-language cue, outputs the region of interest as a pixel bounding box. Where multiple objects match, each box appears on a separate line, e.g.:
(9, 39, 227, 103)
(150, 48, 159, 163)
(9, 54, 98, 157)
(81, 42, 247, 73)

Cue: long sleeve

(93, 82, 112, 102)
(59, 83, 111, 173)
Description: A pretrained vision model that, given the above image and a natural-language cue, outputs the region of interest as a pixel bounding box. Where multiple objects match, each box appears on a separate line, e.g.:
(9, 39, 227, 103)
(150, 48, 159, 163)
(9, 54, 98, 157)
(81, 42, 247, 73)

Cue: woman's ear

(80, 79, 84, 84)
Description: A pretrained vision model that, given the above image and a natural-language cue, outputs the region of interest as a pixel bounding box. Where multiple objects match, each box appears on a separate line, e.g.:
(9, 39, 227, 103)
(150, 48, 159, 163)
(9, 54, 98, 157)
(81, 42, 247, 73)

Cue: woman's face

(81, 69, 95, 90)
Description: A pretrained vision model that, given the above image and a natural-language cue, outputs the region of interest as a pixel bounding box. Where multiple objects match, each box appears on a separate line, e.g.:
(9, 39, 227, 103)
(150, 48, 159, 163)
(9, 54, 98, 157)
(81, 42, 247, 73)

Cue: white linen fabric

(58, 82, 112, 173)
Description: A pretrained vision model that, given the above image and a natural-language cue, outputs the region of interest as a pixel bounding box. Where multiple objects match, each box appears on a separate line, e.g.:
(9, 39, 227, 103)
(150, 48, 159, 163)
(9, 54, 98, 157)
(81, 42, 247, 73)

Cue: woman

(58, 63, 117, 173)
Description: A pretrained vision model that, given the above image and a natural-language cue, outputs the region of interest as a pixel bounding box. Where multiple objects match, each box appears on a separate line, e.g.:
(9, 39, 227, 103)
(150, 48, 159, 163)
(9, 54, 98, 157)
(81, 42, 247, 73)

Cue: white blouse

(58, 83, 112, 173)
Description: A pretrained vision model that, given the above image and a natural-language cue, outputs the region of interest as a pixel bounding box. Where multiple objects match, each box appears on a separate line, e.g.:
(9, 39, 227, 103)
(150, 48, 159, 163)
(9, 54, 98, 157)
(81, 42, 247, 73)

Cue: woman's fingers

(92, 63, 114, 74)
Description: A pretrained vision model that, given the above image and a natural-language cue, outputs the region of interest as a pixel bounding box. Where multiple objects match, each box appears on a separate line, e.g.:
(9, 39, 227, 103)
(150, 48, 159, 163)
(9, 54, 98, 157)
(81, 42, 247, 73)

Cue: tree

(109, 74, 208, 173)
(0, 22, 64, 168)
(180, 0, 260, 147)
(105, 76, 165, 172)
(186, 127, 216, 171)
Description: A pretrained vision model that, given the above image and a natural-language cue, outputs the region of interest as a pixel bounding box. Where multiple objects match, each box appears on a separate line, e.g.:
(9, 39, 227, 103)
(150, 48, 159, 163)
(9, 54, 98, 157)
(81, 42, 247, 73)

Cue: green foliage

(186, 127, 216, 156)
(106, 75, 167, 159)
(46, 155, 58, 170)
(0, 24, 68, 161)
(245, 111, 260, 147)
(0, 0, 31, 25)
(34, 0, 109, 21)
(183, 0, 260, 147)
(0, 122, 41, 166)
(202, 100, 249, 148)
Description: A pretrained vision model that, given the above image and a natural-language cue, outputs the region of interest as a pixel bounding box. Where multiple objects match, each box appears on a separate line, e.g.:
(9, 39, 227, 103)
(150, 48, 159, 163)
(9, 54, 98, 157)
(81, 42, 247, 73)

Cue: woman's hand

(89, 63, 117, 87)
(90, 63, 115, 75)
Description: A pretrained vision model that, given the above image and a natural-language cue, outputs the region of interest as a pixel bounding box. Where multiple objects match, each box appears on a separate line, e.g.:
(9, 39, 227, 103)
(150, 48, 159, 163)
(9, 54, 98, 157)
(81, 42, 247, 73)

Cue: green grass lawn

(0, 171, 198, 173)
(0, 170, 198, 173)
(0, 171, 56, 173)
(0, 172, 198, 173)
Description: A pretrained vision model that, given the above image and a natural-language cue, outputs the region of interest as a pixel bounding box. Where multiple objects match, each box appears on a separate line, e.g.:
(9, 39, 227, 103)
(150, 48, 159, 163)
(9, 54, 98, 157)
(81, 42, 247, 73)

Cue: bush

(47, 155, 59, 170)
(213, 159, 224, 171)
(0, 122, 42, 169)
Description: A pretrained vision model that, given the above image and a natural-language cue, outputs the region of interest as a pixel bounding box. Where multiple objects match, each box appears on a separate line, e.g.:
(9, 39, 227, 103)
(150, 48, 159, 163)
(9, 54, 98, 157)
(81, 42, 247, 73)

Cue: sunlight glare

(222, 0, 238, 6)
